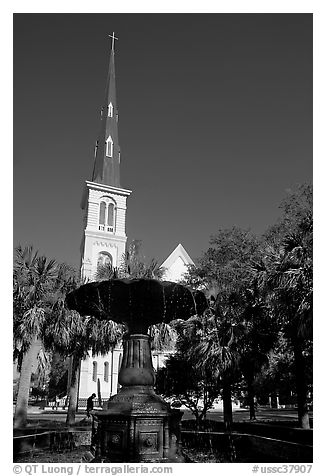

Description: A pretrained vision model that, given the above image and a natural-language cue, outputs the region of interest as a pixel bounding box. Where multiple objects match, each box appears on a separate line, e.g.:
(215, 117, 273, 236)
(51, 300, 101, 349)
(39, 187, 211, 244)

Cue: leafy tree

(254, 334, 297, 405)
(182, 227, 259, 292)
(156, 354, 220, 429)
(155, 304, 217, 429)
(183, 185, 312, 430)
(182, 228, 262, 429)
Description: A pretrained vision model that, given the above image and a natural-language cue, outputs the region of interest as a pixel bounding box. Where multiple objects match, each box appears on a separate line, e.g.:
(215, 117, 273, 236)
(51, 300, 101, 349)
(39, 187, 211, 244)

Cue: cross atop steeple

(109, 32, 118, 52)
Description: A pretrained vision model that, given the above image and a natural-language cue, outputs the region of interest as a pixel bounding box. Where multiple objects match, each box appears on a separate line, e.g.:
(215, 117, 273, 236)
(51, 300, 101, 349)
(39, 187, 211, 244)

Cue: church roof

(92, 37, 121, 187)
(160, 244, 195, 283)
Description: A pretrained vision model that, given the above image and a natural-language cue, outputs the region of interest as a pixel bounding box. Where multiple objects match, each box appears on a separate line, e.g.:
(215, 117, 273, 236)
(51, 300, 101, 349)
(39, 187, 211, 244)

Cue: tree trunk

(66, 356, 73, 398)
(14, 338, 42, 428)
(193, 409, 200, 431)
(223, 376, 236, 461)
(66, 355, 80, 426)
(222, 377, 233, 432)
(293, 340, 310, 429)
(247, 374, 256, 420)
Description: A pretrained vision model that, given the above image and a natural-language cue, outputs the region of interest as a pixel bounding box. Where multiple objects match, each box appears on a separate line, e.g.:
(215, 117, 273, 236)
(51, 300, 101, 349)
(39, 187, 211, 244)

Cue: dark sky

(13, 13, 312, 269)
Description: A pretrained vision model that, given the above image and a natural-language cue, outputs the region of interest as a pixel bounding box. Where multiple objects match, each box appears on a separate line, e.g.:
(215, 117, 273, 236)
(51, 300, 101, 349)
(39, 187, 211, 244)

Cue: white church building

(77, 38, 194, 403)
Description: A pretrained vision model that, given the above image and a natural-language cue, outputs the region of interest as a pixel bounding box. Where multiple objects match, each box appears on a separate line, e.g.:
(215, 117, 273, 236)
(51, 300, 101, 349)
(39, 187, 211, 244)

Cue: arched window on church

(99, 202, 106, 229)
(92, 361, 97, 382)
(108, 203, 114, 228)
(97, 252, 112, 270)
(104, 362, 109, 382)
(108, 102, 113, 118)
(98, 198, 116, 232)
(106, 136, 113, 157)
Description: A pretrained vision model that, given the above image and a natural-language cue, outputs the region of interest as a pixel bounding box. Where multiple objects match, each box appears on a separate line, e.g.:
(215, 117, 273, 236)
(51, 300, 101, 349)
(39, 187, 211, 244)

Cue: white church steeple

(80, 34, 132, 280)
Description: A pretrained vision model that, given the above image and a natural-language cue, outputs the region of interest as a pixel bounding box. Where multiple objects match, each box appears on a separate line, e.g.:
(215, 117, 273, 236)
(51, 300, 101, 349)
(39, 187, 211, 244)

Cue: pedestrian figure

(86, 393, 96, 417)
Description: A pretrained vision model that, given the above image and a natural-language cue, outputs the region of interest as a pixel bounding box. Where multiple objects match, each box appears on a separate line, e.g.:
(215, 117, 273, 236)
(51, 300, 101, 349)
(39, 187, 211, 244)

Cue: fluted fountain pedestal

(93, 334, 178, 462)
(66, 278, 207, 463)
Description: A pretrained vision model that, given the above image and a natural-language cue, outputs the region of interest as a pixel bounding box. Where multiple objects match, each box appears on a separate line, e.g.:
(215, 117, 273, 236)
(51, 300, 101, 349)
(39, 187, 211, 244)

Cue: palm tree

(43, 260, 123, 426)
(13, 245, 59, 428)
(67, 318, 124, 425)
(95, 262, 117, 281)
(177, 307, 240, 462)
(149, 323, 177, 352)
(253, 212, 312, 428)
(119, 240, 165, 280)
(46, 296, 124, 426)
(95, 240, 164, 282)
(239, 287, 278, 420)
(198, 305, 242, 431)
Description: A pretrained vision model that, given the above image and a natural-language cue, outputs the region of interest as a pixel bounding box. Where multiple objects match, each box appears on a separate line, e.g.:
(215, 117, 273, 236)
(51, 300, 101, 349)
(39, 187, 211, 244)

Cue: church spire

(92, 33, 121, 187)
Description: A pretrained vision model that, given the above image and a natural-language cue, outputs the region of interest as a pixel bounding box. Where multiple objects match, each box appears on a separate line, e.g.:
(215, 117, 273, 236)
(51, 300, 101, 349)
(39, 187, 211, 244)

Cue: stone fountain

(66, 278, 207, 462)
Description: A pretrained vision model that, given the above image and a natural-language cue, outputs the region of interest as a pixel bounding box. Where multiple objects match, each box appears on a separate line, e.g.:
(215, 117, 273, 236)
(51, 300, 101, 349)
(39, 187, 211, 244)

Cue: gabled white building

(160, 243, 195, 283)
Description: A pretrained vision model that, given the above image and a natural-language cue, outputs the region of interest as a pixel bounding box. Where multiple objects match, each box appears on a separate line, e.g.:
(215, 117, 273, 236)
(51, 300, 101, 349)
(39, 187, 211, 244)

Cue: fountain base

(93, 386, 183, 462)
